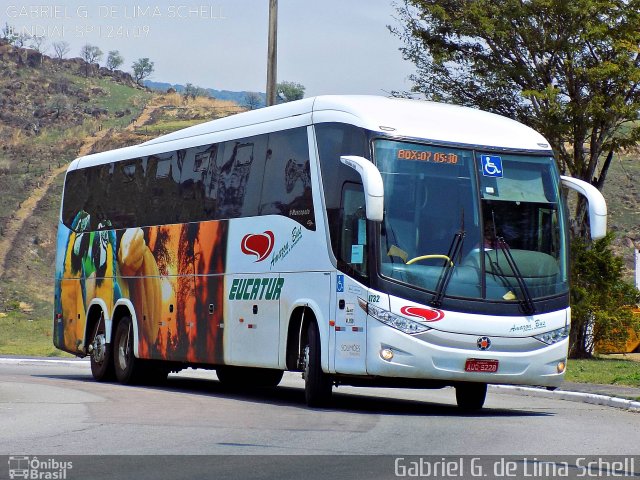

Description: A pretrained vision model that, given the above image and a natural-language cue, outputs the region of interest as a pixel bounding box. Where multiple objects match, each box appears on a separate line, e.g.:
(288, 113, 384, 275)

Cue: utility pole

(266, 0, 278, 106)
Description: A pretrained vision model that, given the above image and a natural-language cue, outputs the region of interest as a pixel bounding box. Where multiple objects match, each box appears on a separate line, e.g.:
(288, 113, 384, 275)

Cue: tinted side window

(61, 129, 316, 231)
(112, 159, 143, 228)
(217, 135, 267, 219)
(202, 144, 221, 220)
(178, 144, 217, 223)
(315, 123, 369, 260)
(260, 128, 315, 230)
(145, 151, 180, 225)
(62, 169, 90, 230)
(92, 163, 115, 230)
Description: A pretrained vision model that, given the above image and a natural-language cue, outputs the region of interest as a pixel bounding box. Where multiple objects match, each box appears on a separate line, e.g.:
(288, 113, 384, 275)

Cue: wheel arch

(285, 300, 327, 371)
(110, 298, 140, 357)
(83, 299, 109, 355)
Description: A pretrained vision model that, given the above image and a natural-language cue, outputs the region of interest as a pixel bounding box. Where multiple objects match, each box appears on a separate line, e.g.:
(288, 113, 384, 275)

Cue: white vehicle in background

(53, 96, 606, 410)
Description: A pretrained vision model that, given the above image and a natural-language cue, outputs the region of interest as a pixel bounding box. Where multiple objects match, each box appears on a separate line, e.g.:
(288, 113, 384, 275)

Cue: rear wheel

(455, 383, 487, 411)
(303, 322, 332, 407)
(89, 318, 115, 381)
(216, 366, 283, 389)
(114, 317, 144, 385)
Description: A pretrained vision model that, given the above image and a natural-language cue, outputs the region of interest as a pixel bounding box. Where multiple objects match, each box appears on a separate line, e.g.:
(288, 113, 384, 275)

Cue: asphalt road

(0, 359, 638, 479)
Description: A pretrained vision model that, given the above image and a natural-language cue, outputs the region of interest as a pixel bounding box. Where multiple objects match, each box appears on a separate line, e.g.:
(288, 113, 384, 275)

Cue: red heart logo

(400, 305, 444, 322)
(241, 231, 275, 262)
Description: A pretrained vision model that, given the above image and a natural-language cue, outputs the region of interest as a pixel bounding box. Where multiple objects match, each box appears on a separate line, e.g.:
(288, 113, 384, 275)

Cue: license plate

(465, 358, 499, 373)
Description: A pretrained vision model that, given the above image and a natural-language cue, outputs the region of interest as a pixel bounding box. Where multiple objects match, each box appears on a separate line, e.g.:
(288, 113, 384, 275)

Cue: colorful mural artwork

(54, 215, 228, 364)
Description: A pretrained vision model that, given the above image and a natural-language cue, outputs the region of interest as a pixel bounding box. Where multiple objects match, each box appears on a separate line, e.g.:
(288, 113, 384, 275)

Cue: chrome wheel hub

(91, 333, 106, 364)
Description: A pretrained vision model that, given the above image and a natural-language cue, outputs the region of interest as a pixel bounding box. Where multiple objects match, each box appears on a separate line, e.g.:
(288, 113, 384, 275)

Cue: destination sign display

(397, 149, 459, 165)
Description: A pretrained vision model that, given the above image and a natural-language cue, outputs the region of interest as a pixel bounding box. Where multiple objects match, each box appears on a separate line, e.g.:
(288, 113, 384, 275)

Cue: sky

(2, 0, 417, 96)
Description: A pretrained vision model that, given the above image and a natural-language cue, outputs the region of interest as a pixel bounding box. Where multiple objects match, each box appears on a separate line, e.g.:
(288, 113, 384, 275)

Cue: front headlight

(365, 302, 432, 335)
(533, 325, 570, 345)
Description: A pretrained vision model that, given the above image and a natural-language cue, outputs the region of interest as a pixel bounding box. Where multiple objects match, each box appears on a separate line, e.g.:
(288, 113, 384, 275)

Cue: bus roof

(71, 95, 552, 170)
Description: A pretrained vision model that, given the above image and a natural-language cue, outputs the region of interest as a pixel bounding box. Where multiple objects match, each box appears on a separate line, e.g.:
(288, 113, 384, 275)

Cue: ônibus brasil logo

(400, 305, 445, 322)
(8, 456, 73, 479)
(241, 231, 275, 262)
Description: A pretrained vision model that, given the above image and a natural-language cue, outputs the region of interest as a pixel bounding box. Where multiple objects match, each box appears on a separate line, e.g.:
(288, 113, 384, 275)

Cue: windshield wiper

(430, 230, 465, 308)
(495, 237, 536, 315)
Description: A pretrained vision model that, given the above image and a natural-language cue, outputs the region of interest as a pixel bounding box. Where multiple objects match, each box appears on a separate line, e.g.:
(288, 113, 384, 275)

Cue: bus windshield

(374, 139, 568, 303)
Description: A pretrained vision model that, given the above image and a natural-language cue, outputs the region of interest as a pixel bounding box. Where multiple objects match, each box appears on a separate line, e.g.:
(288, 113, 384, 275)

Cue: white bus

(53, 95, 606, 410)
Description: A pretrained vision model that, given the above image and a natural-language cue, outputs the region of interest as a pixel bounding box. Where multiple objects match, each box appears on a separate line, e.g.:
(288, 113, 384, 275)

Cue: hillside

(602, 149, 640, 265)
(0, 40, 245, 354)
(144, 80, 266, 107)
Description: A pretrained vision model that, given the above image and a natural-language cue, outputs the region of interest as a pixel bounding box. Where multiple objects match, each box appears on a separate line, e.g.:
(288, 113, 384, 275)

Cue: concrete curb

(491, 384, 640, 412)
(0, 357, 89, 366)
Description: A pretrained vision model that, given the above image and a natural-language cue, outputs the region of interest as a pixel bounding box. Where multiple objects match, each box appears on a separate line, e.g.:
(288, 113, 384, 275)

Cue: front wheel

(455, 383, 487, 411)
(303, 322, 332, 407)
(113, 317, 144, 385)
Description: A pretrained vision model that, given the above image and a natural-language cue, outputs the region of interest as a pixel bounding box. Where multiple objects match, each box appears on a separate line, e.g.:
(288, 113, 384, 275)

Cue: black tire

(455, 383, 487, 411)
(113, 316, 144, 385)
(303, 322, 332, 407)
(89, 318, 115, 382)
(259, 369, 284, 388)
(216, 366, 283, 389)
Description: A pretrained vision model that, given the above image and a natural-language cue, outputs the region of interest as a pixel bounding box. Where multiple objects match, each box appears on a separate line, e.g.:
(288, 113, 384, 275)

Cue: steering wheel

(405, 254, 453, 266)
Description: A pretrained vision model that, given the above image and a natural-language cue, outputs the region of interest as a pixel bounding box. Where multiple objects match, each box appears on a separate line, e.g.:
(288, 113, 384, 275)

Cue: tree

(14, 33, 30, 48)
(80, 44, 103, 77)
(106, 50, 124, 71)
(569, 234, 639, 357)
(183, 83, 209, 101)
(52, 41, 70, 60)
(243, 92, 263, 110)
(0, 22, 17, 44)
(276, 81, 305, 103)
(29, 36, 47, 54)
(0, 23, 29, 47)
(48, 94, 71, 119)
(392, 0, 640, 238)
(132, 57, 154, 86)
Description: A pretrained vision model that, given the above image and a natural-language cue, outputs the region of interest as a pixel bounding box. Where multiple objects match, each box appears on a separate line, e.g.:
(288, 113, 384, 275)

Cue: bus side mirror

(561, 176, 607, 240)
(340, 155, 384, 222)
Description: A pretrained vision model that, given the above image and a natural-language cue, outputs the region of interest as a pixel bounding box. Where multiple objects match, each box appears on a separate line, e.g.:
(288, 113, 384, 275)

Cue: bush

(569, 233, 640, 358)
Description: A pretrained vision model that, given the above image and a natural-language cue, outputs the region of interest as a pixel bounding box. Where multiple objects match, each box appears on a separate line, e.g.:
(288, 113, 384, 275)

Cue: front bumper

(366, 320, 568, 387)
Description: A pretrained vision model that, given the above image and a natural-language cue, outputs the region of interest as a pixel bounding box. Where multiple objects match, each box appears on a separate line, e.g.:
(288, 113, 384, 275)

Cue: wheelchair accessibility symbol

(480, 155, 503, 178)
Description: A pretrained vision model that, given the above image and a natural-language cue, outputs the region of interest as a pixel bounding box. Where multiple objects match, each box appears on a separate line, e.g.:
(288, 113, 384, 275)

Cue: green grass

(70, 75, 152, 130)
(0, 311, 71, 357)
(565, 357, 640, 387)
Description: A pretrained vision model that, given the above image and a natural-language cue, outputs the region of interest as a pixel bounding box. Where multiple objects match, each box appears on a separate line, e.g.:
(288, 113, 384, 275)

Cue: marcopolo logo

(228, 277, 284, 301)
(241, 231, 275, 262)
(400, 305, 445, 322)
(8, 456, 73, 479)
(477, 336, 492, 351)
